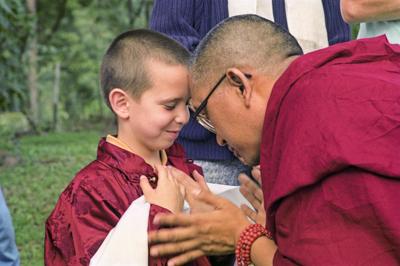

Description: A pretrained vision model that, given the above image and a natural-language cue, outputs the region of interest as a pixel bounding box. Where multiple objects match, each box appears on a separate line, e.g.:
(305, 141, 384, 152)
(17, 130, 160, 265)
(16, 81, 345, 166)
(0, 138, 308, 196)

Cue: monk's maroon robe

(45, 138, 210, 266)
(260, 36, 400, 265)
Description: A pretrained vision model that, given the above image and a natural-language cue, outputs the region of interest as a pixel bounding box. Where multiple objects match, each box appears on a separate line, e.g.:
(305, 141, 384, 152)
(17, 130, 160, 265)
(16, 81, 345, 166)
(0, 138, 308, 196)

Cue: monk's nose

(216, 135, 227, 146)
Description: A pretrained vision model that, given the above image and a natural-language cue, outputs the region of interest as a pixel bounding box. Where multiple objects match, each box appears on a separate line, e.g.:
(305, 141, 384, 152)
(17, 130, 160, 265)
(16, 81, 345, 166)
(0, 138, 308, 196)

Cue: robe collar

(96, 137, 188, 187)
(105, 135, 168, 166)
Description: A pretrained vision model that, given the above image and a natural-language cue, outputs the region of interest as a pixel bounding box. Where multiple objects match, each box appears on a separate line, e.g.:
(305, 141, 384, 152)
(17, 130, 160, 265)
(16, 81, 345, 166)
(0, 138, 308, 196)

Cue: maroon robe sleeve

(45, 177, 125, 266)
(148, 204, 172, 266)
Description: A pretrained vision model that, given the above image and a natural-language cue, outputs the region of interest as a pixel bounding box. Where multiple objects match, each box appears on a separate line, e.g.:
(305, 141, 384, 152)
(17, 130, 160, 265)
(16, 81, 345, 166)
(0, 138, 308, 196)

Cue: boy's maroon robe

(45, 139, 210, 266)
(260, 36, 400, 265)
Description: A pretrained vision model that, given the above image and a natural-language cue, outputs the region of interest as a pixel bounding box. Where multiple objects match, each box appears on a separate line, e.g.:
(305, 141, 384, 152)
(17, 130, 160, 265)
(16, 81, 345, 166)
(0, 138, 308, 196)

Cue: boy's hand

(238, 166, 266, 225)
(140, 165, 184, 214)
(169, 167, 214, 213)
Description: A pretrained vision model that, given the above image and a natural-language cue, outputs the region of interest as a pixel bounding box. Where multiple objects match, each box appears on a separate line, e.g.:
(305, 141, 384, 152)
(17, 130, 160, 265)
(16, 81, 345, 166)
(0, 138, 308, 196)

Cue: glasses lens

(196, 114, 216, 133)
(188, 100, 216, 133)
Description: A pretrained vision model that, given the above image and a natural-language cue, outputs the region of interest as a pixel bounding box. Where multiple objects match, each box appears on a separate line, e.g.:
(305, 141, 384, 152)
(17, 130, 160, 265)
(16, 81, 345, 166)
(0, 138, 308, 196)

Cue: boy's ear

(226, 68, 252, 108)
(109, 88, 130, 119)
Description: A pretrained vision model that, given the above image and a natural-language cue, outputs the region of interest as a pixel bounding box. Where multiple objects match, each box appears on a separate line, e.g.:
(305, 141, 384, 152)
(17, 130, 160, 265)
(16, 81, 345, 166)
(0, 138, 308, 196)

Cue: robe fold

(45, 138, 210, 266)
(260, 36, 400, 265)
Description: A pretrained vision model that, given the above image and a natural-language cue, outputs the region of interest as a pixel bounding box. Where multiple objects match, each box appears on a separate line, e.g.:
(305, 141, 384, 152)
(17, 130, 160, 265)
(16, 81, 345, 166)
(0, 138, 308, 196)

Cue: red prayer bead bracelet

(235, 224, 273, 266)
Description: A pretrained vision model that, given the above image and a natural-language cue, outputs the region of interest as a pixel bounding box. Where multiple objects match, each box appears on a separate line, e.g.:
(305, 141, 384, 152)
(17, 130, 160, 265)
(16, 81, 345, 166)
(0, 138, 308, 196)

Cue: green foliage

(0, 112, 29, 138)
(0, 131, 101, 265)
(351, 23, 360, 39)
(43, 0, 153, 128)
(1, 0, 153, 129)
(0, 0, 30, 111)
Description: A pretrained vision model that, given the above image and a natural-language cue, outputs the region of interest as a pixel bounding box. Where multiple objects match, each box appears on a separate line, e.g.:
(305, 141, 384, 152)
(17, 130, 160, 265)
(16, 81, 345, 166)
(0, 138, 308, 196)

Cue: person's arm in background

(340, 0, 400, 23)
(0, 189, 20, 266)
(150, 0, 201, 52)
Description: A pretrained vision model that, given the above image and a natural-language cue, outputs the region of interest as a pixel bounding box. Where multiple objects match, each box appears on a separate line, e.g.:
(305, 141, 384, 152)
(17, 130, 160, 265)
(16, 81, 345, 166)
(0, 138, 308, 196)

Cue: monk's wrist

(250, 235, 277, 266)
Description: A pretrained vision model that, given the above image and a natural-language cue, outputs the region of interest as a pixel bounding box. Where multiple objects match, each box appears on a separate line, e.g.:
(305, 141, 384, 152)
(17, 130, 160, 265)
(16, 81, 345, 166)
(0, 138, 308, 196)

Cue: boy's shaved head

(100, 29, 190, 109)
(191, 15, 303, 90)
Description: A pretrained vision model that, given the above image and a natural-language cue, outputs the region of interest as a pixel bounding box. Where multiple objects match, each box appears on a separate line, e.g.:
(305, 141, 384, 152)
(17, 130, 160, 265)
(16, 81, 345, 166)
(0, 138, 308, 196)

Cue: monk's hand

(140, 165, 184, 214)
(169, 167, 213, 213)
(239, 166, 266, 225)
(149, 190, 251, 266)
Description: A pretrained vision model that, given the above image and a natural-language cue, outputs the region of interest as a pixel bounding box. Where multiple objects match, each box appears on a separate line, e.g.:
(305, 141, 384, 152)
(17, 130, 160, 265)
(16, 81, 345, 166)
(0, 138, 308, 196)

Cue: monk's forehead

(189, 80, 209, 106)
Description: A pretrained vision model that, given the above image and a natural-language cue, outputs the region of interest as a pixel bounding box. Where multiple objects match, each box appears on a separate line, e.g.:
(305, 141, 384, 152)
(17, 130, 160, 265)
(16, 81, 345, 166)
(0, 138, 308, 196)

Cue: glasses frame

(189, 72, 252, 133)
(192, 74, 227, 119)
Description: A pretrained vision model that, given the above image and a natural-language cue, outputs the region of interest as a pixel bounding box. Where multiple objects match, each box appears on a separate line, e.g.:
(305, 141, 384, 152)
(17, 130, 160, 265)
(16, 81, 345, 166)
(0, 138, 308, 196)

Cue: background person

(0, 188, 19, 266)
(340, 0, 400, 43)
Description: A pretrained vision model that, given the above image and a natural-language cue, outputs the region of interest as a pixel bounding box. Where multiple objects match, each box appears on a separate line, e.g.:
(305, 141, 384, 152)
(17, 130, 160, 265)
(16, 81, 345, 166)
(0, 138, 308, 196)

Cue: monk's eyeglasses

(189, 73, 252, 133)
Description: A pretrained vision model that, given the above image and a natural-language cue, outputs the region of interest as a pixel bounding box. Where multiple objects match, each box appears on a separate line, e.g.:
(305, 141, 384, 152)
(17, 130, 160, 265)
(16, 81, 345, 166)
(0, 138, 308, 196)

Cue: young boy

(45, 29, 210, 266)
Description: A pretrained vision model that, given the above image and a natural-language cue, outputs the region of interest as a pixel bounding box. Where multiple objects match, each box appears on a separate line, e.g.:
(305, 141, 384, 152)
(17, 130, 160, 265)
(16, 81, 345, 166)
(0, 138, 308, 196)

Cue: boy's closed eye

(163, 103, 177, 110)
(162, 97, 190, 111)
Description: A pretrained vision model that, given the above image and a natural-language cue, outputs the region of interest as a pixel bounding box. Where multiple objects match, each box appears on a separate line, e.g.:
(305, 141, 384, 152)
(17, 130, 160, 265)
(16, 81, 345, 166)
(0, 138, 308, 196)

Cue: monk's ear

(226, 68, 252, 107)
(109, 88, 130, 119)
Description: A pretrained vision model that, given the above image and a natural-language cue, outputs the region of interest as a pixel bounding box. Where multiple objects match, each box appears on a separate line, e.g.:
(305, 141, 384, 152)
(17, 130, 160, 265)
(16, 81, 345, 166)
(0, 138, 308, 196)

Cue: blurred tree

(1, 0, 153, 133)
(0, 0, 29, 112)
(26, 0, 38, 125)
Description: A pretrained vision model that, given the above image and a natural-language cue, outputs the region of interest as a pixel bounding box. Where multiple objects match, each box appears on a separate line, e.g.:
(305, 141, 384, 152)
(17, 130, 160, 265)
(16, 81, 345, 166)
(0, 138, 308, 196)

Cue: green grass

(0, 131, 102, 266)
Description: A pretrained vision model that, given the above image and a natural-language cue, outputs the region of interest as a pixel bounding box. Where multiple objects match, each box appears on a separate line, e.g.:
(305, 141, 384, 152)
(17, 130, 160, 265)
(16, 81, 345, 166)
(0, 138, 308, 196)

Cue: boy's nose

(175, 106, 190, 125)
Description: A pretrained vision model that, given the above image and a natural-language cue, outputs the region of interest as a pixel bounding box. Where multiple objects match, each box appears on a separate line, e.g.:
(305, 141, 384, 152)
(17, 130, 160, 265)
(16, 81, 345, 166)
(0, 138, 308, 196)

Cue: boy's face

(126, 60, 190, 152)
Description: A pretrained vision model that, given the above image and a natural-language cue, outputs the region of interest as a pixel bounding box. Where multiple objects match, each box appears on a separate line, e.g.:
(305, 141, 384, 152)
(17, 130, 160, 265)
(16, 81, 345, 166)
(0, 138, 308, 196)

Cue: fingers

(238, 173, 263, 202)
(150, 238, 200, 257)
(239, 186, 261, 211)
(192, 170, 209, 192)
(185, 188, 198, 206)
(195, 190, 226, 209)
(171, 167, 198, 192)
(238, 172, 256, 188)
(169, 167, 190, 183)
(149, 226, 198, 244)
(167, 250, 205, 266)
(251, 166, 262, 184)
(153, 213, 194, 228)
(254, 188, 264, 203)
(155, 164, 170, 182)
(140, 175, 154, 197)
(240, 204, 258, 223)
(166, 166, 180, 186)
(168, 167, 209, 196)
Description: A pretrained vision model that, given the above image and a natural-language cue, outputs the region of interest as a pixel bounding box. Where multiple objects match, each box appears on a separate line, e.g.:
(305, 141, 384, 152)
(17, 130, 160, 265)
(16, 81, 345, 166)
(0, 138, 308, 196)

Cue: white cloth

(90, 197, 150, 266)
(228, 0, 329, 53)
(90, 184, 251, 266)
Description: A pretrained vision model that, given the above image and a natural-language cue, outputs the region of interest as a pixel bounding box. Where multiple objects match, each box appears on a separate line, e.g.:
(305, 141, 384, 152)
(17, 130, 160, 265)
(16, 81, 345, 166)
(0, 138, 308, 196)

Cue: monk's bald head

(191, 15, 303, 89)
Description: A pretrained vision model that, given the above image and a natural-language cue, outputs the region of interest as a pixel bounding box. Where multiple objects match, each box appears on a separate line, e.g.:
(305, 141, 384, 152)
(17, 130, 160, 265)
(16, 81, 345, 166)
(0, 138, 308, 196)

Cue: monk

(144, 15, 400, 265)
